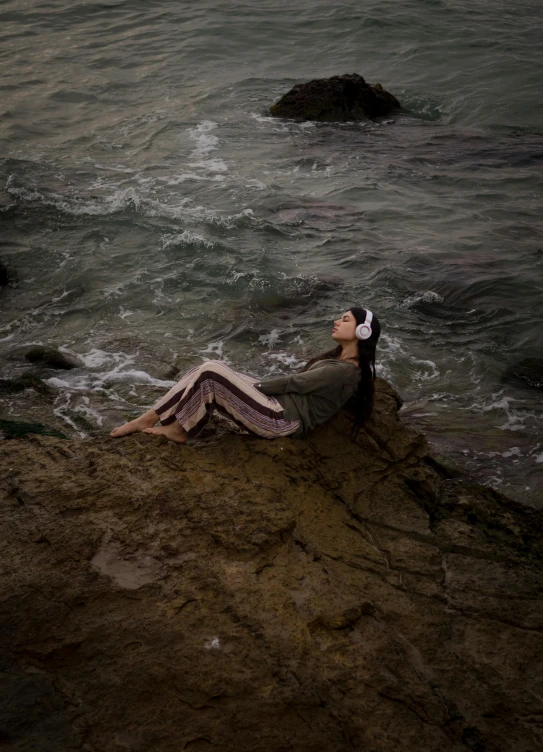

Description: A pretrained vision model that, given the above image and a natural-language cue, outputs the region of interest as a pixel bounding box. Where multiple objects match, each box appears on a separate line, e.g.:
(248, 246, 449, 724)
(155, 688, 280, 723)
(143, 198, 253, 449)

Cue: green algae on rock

(0, 372, 52, 396)
(0, 418, 67, 440)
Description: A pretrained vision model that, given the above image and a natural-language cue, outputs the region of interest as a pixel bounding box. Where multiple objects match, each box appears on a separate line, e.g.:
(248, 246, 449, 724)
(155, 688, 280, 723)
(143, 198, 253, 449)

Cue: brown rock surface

(1, 380, 542, 751)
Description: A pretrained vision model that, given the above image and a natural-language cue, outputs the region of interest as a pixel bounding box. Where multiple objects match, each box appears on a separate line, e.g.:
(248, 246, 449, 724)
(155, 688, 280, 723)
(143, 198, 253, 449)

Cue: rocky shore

(1, 379, 542, 751)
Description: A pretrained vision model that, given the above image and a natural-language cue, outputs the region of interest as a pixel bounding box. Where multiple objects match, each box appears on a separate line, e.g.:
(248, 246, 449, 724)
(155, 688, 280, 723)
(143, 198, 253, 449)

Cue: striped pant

(153, 361, 300, 439)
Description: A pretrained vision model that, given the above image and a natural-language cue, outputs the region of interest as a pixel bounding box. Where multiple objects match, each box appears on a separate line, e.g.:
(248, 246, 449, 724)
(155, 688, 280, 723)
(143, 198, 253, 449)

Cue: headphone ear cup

(356, 323, 372, 341)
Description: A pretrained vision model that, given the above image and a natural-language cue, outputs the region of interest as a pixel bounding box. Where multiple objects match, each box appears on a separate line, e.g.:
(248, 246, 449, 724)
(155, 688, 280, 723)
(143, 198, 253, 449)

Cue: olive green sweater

(255, 359, 360, 438)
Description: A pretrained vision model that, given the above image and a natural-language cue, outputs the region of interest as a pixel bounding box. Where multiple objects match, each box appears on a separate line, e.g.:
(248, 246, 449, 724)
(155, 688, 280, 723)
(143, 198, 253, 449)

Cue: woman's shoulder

(307, 359, 360, 384)
(308, 359, 358, 371)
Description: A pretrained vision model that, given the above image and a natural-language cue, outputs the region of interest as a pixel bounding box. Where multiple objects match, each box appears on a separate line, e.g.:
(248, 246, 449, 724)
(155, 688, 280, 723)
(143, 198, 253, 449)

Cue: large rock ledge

(1, 380, 542, 751)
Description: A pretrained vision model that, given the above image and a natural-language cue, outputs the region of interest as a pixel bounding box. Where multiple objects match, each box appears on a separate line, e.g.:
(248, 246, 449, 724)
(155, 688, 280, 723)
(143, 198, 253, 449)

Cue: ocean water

(1, 0, 542, 505)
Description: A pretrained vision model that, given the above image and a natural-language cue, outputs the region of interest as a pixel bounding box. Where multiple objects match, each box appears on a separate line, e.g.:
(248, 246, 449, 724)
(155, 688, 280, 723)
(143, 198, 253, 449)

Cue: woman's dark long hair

(301, 307, 381, 437)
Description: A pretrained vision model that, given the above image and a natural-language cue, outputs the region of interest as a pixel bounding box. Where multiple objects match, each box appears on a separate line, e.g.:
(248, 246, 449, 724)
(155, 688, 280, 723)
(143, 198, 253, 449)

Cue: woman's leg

(147, 361, 299, 441)
(109, 408, 160, 438)
(109, 365, 202, 439)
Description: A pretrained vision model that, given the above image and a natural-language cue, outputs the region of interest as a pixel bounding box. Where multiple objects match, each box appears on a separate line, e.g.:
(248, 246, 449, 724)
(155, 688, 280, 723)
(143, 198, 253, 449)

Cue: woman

(110, 307, 380, 443)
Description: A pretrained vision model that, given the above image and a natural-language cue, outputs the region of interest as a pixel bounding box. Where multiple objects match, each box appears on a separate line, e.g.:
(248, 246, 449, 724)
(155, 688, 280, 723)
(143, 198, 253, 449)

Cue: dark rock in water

(0, 261, 11, 286)
(1, 378, 541, 751)
(0, 418, 67, 440)
(269, 73, 402, 122)
(502, 358, 543, 390)
(0, 372, 52, 395)
(25, 346, 80, 370)
(162, 365, 180, 380)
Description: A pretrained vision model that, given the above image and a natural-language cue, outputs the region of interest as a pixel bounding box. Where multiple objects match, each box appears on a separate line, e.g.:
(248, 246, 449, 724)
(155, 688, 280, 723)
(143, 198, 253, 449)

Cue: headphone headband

(355, 309, 373, 341)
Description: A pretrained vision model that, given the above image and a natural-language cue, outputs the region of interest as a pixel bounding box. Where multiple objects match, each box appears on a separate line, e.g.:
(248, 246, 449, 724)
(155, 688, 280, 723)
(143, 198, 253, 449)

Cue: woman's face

(332, 310, 357, 342)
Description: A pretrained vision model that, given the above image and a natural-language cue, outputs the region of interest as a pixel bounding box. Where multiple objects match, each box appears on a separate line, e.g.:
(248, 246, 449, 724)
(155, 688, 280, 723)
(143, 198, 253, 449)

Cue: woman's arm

(255, 363, 344, 396)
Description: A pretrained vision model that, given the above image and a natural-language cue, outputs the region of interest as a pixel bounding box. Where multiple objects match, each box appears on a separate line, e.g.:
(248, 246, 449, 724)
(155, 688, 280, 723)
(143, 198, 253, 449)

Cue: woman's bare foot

(110, 409, 159, 438)
(143, 422, 188, 444)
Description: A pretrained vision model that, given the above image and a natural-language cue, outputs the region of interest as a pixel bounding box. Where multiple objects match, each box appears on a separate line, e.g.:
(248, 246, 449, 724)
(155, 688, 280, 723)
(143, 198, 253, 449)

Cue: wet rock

(0, 418, 67, 440)
(0, 372, 52, 395)
(269, 73, 402, 122)
(24, 346, 80, 370)
(0, 379, 541, 751)
(502, 357, 543, 390)
(63, 410, 99, 434)
(0, 261, 15, 286)
(162, 365, 181, 380)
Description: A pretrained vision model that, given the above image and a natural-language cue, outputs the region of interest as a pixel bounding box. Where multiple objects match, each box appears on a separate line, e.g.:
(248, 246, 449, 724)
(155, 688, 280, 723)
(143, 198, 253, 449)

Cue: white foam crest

(99, 370, 175, 388)
(498, 414, 526, 432)
(200, 341, 225, 359)
(268, 352, 305, 369)
(57, 251, 74, 270)
(410, 356, 439, 381)
(78, 348, 134, 369)
(375, 361, 394, 381)
(402, 291, 444, 308)
(502, 446, 522, 458)
(93, 163, 134, 174)
(47, 376, 75, 389)
(51, 290, 70, 303)
(74, 398, 104, 427)
(250, 113, 275, 124)
(249, 113, 315, 130)
(188, 121, 219, 159)
(53, 403, 86, 437)
(468, 390, 538, 433)
(481, 394, 513, 413)
(6, 177, 144, 217)
(189, 158, 228, 173)
(196, 206, 254, 228)
(246, 179, 268, 190)
(158, 172, 225, 185)
(145, 200, 254, 228)
(378, 334, 405, 355)
(161, 231, 216, 250)
(259, 330, 282, 349)
(46, 372, 108, 392)
(534, 453, 543, 464)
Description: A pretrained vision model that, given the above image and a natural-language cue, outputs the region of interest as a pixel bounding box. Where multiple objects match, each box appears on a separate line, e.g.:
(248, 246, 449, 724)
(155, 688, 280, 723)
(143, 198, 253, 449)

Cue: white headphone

(355, 310, 373, 341)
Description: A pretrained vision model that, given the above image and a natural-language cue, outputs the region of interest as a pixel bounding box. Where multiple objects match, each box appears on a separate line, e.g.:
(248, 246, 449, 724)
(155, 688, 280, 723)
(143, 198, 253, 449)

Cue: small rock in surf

(269, 73, 402, 122)
(25, 346, 80, 370)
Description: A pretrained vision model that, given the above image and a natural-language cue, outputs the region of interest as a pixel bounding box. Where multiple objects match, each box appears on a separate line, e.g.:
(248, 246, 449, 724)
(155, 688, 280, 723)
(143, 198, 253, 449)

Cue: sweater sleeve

(255, 363, 344, 396)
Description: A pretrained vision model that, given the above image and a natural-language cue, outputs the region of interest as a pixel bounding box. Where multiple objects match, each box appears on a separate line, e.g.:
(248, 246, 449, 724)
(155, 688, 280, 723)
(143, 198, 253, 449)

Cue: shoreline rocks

(0, 261, 16, 287)
(24, 346, 80, 370)
(269, 73, 402, 122)
(0, 418, 67, 440)
(1, 379, 541, 750)
(0, 372, 52, 396)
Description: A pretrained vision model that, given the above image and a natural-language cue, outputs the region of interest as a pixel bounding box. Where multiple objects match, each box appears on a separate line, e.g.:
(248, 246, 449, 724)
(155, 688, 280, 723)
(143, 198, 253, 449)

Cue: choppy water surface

(1, 0, 542, 504)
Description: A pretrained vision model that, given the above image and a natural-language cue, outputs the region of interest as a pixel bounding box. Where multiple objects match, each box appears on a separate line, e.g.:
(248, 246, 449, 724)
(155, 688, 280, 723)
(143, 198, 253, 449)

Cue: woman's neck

(338, 343, 359, 363)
